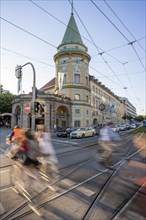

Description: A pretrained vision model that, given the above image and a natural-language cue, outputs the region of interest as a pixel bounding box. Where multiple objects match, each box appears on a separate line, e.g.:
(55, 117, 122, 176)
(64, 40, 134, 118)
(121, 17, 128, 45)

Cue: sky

(1, 0, 145, 115)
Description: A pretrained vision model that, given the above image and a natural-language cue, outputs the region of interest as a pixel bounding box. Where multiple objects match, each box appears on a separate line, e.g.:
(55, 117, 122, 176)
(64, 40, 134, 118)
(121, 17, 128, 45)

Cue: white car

(111, 125, 120, 132)
(130, 124, 136, 129)
(119, 125, 126, 131)
(70, 127, 95, 138)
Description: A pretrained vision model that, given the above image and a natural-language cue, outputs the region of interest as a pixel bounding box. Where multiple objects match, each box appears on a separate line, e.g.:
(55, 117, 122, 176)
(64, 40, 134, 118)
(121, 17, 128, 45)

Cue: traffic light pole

(15, 62, 36, 131)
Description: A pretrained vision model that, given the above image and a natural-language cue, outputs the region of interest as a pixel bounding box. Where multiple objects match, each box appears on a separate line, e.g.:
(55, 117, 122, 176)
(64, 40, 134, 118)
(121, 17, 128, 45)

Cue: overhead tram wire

(91, 36, 145, 58)
(90, 0, 146, 72)
(29, 0, 130, 75)
(29, 0, 145, 92)
(103, 0, 146, 53)
(68, 0, 127, 88)
(103, 0, 146, 71)
(0, 17, 56, 49)
(1, 47, 54, 67)
(28, 0, 143, 102)
(0, 17, 123, 88)
(90, 0, 146, 107)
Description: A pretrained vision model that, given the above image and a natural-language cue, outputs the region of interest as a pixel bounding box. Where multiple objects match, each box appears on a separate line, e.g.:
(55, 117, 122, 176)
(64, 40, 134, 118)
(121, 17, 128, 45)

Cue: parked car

(70, 127, 95, 138)
(125, 124, 131, 130)
(111, 124, 120, 132)
(130, 124, 136, 129)
(56, 127, 80, 137)
(90, 125, 100, 135)
(119, 125, 126, 131)
(56, 128, 69, 137)
(66, 127, 80, 135)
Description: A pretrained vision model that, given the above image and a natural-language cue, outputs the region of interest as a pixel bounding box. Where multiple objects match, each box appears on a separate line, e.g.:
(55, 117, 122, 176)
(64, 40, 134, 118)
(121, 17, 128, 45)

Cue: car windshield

(78, 128, 85, 131)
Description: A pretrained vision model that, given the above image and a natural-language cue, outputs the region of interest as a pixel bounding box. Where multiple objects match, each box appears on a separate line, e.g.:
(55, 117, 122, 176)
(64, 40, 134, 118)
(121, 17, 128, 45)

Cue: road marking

(62, 179, 75, 186)
(62, 178, 95, 196)
(52, 139, 78, 145)
(78, 186, 95, 196)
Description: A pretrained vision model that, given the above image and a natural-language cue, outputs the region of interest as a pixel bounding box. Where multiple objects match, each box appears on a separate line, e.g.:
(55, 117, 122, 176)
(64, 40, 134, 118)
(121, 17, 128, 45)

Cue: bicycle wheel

(10, 162, 31, 201)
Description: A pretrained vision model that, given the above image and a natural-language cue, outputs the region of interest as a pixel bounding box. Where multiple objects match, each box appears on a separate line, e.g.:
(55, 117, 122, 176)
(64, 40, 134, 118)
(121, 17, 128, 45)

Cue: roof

(61, 13, 84, 45)
(40, 77, 55, 91)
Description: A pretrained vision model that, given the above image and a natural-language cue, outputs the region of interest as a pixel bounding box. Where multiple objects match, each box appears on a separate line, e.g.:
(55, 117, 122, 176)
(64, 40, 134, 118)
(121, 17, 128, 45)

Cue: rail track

(0, 127, 145, 219)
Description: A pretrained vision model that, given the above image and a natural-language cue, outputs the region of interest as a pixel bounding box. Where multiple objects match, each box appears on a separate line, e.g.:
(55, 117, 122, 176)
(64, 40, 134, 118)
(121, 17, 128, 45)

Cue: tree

(0, 84, 3, 94)
(122, 113, 127, 120)
(0, 93, 16, 113)
(134, 115, 144, 122)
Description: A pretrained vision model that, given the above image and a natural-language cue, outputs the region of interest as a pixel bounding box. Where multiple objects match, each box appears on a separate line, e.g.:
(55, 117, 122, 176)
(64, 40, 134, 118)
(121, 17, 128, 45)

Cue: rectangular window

(86, 120, 89, 127)
(63, 74, 67, 84)
(74, 74, 80, 83)
(86, 95, 88, 102)
(74, 120, 80, 127)
(75, 109, 80, 114)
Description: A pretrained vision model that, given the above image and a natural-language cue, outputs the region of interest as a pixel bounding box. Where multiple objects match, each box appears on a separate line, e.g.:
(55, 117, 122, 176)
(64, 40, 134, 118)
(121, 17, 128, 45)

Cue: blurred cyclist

(9, 125, 23, 143)
(35, 125, 59, 181)
(98, 122, 121, 168)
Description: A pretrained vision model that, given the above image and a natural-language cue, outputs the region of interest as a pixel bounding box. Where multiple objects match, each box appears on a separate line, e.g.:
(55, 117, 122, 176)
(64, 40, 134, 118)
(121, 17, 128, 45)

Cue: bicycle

(9, 154, 59, 216)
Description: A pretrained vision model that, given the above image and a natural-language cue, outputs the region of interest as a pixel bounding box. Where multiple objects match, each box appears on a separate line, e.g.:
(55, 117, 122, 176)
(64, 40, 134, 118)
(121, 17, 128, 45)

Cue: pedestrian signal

(34, 102, 40, 113)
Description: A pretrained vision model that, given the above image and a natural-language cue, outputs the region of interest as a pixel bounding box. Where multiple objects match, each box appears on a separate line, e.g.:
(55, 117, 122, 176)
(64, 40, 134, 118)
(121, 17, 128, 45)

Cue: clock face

(99, 103, 105, 111)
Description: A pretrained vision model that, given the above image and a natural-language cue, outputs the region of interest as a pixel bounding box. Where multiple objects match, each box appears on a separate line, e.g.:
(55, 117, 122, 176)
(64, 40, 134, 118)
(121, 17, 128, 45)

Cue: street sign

(25, 103, 31, 114)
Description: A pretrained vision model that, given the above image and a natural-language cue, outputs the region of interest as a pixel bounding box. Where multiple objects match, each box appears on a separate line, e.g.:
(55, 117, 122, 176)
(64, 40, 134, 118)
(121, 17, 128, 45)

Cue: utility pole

(15, 63, 36, 131)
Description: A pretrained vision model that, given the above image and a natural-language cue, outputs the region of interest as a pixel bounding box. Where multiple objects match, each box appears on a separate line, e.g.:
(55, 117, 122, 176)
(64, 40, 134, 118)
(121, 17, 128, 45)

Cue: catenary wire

(103, 0, 146, 53)
(90, 0, 146, 72)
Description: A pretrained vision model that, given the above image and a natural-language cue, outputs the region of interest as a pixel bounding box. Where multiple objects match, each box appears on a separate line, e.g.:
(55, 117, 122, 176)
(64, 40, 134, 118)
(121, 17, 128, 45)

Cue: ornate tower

(54, 12, 91, 127)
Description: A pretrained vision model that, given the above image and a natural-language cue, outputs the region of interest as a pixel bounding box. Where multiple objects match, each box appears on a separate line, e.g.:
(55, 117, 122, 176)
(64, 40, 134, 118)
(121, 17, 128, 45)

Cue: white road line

(52, 139, 78, 145)
(62, 178, 95, 196)
(62, 179, 75, 186)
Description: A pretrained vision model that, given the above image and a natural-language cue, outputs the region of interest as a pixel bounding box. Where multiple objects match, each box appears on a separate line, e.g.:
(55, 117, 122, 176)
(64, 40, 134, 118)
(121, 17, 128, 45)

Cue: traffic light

(34, 102, 40, 113)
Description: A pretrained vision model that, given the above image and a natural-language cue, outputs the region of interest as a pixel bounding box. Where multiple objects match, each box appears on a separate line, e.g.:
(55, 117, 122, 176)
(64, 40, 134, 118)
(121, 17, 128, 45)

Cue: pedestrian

(98, 122, 121, 168)
(35, 125, 59, 181)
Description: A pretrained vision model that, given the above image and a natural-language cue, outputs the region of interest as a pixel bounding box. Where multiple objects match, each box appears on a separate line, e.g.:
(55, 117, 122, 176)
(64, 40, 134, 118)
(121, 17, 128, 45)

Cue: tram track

(1, 129, 145, 219)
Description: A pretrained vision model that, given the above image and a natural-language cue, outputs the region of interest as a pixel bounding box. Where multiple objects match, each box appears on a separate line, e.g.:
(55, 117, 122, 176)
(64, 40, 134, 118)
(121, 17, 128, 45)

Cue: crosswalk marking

(52, 139, 78, 145)
(62, 178, 95, 196)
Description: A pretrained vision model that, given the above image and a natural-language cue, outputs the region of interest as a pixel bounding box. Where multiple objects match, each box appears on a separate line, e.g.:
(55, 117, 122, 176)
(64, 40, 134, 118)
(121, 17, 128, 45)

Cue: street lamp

(15, 62, 36, 131)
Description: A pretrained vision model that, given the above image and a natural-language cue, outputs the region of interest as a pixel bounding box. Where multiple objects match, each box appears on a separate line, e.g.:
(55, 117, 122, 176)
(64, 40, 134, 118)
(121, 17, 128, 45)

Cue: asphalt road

(0, 126, 145, 220)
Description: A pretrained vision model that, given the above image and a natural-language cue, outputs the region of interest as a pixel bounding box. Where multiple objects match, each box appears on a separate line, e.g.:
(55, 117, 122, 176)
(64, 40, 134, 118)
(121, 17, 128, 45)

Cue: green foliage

(134, 115, 145, 121)
(122, 113, 127, 120)
(0, 93, 16, 113)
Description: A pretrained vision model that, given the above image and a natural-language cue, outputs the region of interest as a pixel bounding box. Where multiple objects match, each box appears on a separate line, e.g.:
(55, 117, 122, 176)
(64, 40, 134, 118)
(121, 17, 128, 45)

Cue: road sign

(25, 103, 31, 114)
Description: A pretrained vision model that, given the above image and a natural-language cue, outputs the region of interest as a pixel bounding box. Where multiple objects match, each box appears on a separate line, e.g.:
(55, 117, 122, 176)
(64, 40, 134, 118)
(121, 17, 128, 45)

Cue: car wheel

(82, 134, 85, 138)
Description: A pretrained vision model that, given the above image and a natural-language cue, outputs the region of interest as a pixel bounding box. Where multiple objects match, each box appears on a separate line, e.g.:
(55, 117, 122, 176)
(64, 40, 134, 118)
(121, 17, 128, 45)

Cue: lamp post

(15, 62, 36, 131)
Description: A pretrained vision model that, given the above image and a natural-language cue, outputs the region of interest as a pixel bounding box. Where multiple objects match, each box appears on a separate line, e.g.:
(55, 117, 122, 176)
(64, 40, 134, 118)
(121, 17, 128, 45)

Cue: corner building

(41, 12, 121, 128)
(11, 12, 124, 130)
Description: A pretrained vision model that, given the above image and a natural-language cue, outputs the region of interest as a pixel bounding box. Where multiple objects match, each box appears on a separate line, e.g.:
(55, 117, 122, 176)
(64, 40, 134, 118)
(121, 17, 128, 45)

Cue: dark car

(56, 128, 69, 137)
(56, 127, 80, 137)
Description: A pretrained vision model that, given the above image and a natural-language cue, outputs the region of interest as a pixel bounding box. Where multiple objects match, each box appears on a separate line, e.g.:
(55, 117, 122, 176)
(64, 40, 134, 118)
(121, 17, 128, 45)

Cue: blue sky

(1, 0, 145, 115)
